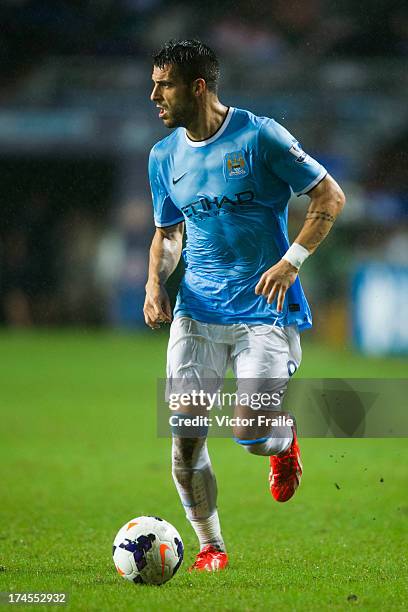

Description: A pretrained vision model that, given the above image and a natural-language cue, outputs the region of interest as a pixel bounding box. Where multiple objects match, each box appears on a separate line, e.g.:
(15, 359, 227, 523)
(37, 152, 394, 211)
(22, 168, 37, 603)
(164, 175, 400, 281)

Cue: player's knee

(170, 412, 209, 439)
(172, 437, 206, 469)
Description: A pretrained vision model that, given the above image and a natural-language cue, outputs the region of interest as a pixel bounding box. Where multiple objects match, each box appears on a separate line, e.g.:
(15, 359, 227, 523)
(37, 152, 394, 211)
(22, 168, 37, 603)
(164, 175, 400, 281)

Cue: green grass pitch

(0, 331, 407, 611)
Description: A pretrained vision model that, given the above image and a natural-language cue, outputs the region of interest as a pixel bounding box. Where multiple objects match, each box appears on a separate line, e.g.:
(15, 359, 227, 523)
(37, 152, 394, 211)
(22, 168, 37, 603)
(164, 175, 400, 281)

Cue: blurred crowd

(1, 0, 408, 91)
(0, 182, 152, 326)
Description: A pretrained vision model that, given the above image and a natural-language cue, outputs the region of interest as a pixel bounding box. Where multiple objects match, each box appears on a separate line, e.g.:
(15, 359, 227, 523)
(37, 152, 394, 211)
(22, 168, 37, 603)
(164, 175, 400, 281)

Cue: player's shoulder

(233, 107, 266, 130)
(149, 128, 183, 163)
(233, 107, 284, 140)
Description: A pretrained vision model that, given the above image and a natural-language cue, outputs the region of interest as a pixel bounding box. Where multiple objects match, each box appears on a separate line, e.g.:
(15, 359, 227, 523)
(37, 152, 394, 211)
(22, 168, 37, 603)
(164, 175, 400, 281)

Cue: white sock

(190, 511, 225, 552)
(242, 428, 293, 456)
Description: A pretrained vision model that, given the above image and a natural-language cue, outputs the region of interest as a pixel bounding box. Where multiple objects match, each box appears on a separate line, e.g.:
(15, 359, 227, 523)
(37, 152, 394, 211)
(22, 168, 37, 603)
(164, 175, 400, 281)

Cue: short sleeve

(148, 149, 184, 227)
(259, 119, 327, 195)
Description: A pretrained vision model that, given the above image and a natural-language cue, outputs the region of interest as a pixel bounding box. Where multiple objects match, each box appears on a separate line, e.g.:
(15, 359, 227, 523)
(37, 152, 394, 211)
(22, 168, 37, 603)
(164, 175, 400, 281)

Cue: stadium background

(0, 1, 407, 610)
(1, 0, 407, 351)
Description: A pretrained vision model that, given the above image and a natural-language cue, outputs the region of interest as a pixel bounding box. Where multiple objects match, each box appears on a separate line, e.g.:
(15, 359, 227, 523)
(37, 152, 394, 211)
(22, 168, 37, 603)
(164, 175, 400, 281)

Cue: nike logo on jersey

(172, 172, 188, 184)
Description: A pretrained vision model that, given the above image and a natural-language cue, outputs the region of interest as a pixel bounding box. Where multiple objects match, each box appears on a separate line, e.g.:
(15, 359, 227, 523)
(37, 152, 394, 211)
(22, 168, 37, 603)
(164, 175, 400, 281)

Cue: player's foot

(269, 428, 302, 502)
(188, 545, 228, 572)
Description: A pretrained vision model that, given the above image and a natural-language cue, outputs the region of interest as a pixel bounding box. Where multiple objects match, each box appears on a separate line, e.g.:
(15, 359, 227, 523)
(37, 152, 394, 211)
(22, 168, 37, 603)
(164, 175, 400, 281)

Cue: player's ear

(192, 78, 206, 96)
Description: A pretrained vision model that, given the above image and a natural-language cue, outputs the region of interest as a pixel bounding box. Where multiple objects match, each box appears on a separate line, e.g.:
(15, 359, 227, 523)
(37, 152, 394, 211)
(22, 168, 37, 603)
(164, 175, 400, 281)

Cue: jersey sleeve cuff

(154, 216, 185, 228)
(294, 168, 327, 196)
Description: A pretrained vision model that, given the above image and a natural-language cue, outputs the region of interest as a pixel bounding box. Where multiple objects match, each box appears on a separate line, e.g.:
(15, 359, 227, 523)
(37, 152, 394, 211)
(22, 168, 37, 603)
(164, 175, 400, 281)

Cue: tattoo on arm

(305, 210, 336, 223)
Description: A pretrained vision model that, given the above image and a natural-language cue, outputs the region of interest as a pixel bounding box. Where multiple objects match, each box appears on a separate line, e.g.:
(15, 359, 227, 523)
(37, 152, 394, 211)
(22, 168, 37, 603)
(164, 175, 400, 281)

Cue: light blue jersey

(148, 107, 327, 329)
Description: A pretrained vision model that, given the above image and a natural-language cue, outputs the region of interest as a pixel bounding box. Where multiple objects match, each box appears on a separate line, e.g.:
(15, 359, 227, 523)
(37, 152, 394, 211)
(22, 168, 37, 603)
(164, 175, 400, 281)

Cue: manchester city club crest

(224, 150, 249, 179)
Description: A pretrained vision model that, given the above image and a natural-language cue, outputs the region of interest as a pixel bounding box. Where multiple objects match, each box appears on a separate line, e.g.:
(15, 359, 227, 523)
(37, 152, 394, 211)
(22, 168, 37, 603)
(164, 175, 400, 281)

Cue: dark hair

(153, 39, 220, 93)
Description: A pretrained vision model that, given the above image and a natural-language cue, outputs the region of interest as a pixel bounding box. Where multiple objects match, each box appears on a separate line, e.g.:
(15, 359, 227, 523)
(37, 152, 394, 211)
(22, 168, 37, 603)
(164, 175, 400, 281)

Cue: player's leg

(167, 317, 229, 570)
(171, 436, 228, 570)
(231, 323, 302, 501)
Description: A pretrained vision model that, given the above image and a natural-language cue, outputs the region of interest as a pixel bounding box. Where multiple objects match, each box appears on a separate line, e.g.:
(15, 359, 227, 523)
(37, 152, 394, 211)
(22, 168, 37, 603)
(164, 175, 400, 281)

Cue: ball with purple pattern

(113, 516, 183, 585)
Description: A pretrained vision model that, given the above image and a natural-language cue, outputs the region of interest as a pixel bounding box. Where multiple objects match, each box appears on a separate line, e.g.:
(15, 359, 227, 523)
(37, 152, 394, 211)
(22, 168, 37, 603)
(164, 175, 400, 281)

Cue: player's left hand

(255, 259, 298, 312)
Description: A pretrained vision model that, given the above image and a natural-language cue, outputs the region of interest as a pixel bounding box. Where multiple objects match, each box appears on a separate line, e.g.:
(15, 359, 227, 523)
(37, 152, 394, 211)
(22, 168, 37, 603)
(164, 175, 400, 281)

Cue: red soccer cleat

(269, 428, 303, 502)
(188, 545, 229, 572)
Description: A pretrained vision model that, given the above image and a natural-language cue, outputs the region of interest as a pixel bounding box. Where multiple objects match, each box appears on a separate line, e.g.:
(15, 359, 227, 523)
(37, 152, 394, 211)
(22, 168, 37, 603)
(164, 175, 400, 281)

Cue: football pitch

(0, 331, 407, 611)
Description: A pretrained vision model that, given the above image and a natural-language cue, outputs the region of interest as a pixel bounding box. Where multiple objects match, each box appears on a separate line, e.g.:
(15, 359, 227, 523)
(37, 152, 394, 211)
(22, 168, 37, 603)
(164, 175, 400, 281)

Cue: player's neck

(185, 100, 229, 142)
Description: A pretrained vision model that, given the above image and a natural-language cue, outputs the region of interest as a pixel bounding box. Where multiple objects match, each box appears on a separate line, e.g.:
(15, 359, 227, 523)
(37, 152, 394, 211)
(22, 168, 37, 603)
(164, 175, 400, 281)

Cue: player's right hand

(143, 281, 172, 329)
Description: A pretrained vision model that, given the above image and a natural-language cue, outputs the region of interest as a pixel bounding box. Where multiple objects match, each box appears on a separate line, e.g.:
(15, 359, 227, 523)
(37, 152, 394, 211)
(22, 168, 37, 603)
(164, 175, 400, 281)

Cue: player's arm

(255, 174, 345, 311)
(291, 173, 345, 253)
(144, 222, 184, 329)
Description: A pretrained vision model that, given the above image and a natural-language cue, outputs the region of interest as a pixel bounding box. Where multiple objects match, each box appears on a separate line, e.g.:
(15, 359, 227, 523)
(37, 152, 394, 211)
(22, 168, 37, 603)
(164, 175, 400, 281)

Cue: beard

(163, 96, 197, 128)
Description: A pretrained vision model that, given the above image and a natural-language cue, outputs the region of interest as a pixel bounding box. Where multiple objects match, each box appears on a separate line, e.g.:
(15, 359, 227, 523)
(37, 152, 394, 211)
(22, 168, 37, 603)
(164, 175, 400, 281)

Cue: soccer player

(144, 40, 345, 571)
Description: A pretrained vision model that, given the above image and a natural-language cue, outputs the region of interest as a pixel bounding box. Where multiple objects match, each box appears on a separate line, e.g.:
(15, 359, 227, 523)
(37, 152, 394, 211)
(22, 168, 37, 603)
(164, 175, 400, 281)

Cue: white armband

(282, 243, 310, 270)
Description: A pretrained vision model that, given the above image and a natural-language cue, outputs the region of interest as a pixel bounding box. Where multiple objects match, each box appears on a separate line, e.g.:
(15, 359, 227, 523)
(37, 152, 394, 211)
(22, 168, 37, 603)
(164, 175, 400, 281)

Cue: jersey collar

(184, 107, 234, 147)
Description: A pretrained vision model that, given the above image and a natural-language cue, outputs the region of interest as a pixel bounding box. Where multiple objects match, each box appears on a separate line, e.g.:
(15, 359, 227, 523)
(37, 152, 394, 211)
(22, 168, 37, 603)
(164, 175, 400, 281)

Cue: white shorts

(166, 317, 301, 400)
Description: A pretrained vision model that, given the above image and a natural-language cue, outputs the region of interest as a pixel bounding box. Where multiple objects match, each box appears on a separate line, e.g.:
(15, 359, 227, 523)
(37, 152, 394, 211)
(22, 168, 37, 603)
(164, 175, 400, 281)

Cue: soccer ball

(112, 516, 184, 585)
